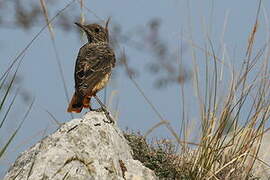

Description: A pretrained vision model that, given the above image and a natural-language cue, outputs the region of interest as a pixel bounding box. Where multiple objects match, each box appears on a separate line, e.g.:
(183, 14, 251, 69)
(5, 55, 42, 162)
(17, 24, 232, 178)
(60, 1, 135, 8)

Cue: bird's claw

(89, 107, 114, 123)
(90, 107, 104, 112)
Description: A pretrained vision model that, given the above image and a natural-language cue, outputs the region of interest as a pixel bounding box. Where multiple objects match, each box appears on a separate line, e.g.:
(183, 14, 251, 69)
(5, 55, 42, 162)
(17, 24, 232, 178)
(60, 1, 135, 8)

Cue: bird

(67, 19, 116, 113)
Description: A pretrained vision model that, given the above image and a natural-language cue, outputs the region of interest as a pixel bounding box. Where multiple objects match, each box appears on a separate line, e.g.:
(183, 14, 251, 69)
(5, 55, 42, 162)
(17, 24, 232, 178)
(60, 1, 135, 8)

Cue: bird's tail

(67, 93, 84, 113)
(82, 97, 91, 108)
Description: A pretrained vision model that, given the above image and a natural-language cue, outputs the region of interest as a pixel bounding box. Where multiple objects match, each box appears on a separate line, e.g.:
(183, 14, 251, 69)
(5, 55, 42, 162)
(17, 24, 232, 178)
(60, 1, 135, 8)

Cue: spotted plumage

(67, 19, 115, 113)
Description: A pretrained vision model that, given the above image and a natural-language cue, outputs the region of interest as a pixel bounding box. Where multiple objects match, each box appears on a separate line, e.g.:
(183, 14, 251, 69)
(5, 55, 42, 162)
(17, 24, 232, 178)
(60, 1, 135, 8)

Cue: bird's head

(75, 18, 110, 43)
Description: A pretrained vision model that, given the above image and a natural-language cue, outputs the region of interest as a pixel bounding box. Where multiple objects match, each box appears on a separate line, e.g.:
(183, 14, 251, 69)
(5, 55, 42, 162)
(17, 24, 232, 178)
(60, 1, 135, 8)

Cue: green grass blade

(0, 71, 10, 90)
(0, 98, 34, 158)
(0, 89, 19, 129)
(0, 74, 16, 112)
(0, 61, 21, 112)
(0, 0, 75, 82)
(0, 54, 24, 112)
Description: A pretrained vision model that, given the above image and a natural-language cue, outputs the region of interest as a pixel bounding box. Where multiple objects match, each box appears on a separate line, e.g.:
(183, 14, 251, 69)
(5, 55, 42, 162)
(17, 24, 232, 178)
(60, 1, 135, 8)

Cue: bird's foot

(90, 107, 104, 112)
(89, 107, 114, 123)
(91, 95, 115, 124)
(102, 110, 114, 124)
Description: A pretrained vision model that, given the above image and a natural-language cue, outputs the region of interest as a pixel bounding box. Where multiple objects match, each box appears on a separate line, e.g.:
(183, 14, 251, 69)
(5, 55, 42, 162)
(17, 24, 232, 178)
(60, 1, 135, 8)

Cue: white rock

(251, 130, 270, 180)
(4, 112, 156, 180)
(222, 128, 270, 179)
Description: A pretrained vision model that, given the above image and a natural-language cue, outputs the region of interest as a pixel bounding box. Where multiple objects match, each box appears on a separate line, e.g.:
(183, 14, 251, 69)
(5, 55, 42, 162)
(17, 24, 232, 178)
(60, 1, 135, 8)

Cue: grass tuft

(124, 131, 259, 179)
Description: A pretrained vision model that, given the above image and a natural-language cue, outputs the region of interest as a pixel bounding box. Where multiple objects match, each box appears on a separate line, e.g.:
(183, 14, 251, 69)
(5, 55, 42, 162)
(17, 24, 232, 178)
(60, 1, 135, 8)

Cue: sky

(0, 0, 270, 177)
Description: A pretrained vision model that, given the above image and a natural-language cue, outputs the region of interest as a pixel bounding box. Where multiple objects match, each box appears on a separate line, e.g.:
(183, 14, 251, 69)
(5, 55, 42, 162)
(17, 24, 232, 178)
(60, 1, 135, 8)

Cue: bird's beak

(75, 22, 88, 32)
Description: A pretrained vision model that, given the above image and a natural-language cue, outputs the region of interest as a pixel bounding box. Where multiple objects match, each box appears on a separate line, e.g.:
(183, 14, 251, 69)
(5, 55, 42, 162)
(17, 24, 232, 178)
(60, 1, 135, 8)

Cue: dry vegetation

(124, 132, 260, 179)
(1, 0, 270, 179)
(124, 1, 270, 179)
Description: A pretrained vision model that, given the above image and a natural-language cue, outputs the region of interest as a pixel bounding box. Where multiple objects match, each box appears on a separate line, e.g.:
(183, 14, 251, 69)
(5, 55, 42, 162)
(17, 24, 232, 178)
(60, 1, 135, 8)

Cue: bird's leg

(88, 103, 103, 112)
(86, 97, 102, 112)
(90, 107, 104, 112)
(93, 95, 114, 123)
(93, 95, 107, 110)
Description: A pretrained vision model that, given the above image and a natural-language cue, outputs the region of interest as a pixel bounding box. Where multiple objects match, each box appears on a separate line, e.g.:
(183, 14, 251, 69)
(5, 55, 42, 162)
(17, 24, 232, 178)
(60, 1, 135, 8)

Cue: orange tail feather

(83, 96, 91, 108)
(67, 93, 83, 113)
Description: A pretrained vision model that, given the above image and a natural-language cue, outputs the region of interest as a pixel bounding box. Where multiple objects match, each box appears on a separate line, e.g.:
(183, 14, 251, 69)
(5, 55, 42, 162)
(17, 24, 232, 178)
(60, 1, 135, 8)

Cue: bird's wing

(74, 43, 115, 96)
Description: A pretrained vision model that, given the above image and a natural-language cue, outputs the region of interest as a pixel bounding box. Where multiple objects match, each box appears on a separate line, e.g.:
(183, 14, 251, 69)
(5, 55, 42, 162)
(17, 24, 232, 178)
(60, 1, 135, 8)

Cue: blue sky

(1, 0, 270, 176)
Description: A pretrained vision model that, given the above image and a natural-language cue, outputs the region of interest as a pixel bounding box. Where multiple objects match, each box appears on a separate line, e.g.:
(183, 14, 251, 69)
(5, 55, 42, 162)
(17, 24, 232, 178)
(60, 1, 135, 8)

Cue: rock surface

(4, 112, 156, 180)
(224, 128, 270, 180)
(251, 130, 270, 180)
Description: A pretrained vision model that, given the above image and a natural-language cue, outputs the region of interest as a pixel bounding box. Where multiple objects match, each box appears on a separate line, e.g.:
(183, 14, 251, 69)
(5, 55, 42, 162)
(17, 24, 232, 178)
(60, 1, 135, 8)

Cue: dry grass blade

(185, 1, 268, 179)
(249, 154, 270, 169)
(0, 89, 19, 129)
(182, 35, 227, 67)
(76, 0, 102, 21)
(207, 153, 247, 180)
(39, 0, 74, 118)
(79, 0, 85, 25)
(0, 54, 24, 113)
(0, 71, 17, 112)
(40, 0, 54, 39)
(0, 0, 76, 82)
(0, 98, 35, 158)
(144, 120, 169, 138)
(0, 57, 24, 159)
(44, 109, 62, 126)
(120, 50, 182, 146)
(246, 0, 262, 57)
(107, 90, 118, 109)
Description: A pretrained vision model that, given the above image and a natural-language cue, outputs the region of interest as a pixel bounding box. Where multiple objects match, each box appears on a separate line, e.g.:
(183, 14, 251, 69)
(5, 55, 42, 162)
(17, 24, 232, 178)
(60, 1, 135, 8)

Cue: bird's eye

(94, 28, 100, 33)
